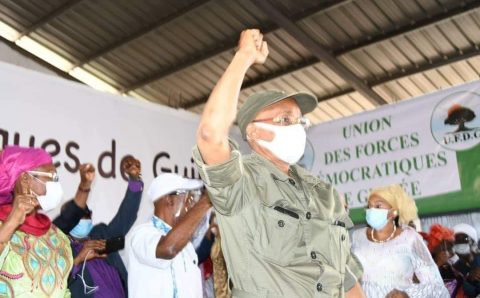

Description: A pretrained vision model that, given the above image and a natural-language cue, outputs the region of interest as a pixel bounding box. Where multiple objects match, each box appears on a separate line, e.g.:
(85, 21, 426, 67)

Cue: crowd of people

(0, 28, 478, 298)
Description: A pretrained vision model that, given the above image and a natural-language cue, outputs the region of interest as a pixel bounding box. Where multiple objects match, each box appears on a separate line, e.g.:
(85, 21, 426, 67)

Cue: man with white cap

(452, 223, 480, 297)
(127, 173, 211, 298)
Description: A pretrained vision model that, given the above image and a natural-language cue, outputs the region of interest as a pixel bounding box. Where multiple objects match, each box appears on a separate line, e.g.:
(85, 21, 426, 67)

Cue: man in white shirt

(127, 173, 212, 298)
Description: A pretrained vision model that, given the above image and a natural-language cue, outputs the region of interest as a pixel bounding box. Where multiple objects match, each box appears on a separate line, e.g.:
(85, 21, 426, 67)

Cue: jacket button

(311, 251, 317, 259)
(306, 212, 311, 219)
(316, 283, 322, 292)
(341, 234, 346, 241)
(278, 220, 285, 227)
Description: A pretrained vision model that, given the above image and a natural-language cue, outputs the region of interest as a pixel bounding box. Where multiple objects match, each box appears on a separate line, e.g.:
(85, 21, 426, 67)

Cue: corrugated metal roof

(0, 0, 479, 124)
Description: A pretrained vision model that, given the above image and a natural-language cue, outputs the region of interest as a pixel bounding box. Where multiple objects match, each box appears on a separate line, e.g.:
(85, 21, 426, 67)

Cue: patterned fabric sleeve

(404, 231, 450, 298)
(0, 242, 9, 268)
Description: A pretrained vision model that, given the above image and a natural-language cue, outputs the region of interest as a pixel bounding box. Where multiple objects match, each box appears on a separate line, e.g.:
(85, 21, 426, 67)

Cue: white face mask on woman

(254, 122, 306, 165)
(29, 174, 64, 212)
(453, 243, 472, 255)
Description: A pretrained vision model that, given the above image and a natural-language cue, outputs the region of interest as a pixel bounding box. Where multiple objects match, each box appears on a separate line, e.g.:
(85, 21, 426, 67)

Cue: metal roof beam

(251, 0, 387, 106)
(0, 35, 80, 81)
(183, 46, 480, 109)
(17, 0, 84, 39)
(120, 0, 350, 93)
(183, 0, 480, 108)
(72, 0, 211, 69)
(314, 46, 480, 104)
(181, 57, 319, 109)
(244, 0, 480, 94)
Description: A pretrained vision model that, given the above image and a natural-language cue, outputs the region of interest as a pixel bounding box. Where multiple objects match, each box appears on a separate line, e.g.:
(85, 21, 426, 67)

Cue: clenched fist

(122, 156, 141, 180)
(79, 163, 95, 189)
(237, 29, 269, 65)
(9, 194, 38, 226)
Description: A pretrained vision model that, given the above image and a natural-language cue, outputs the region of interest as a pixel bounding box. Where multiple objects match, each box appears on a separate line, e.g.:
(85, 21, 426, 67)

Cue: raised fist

(237, 29, 269, 65)
(10, 194, 38, 226)
(122, 156, 141, 180)
(79, 163, 95, 188)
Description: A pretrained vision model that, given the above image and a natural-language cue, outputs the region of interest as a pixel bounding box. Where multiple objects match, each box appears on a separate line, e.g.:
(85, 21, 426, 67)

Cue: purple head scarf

(0, 146, 52, 205)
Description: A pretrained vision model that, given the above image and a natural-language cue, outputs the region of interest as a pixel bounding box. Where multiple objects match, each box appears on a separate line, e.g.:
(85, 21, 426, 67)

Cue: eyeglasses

(252, 114, 311, 128)
(189, 189, 203, 202)
(27, 170, 59, 182)
(167, 190, 189, 199)
(454, 234, 471, 244)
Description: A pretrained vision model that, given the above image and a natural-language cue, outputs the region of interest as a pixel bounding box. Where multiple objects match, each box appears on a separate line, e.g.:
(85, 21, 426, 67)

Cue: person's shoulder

(50, 224, 71, 241)
(400, 225, 425, 245)
(131, 221, 159, 235)
(352, 227, 367, 240)
(402, 225, 419, 237)
(242, 153, 273, 176)
(88, 223, 110, 238)
(351, 227, 368, 249)
(473, 253, 480, 262)
(293, 165, 331, 189)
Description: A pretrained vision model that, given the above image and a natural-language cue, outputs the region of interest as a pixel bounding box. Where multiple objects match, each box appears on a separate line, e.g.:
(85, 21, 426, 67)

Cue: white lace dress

(351, 226, 449, 298)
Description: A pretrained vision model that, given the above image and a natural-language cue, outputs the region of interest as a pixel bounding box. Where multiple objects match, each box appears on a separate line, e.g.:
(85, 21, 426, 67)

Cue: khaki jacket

(193, 141, 363, 298)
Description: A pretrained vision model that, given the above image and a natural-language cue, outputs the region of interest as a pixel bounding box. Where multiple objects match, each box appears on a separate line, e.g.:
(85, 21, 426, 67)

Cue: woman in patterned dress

(0, 145, 72, 297)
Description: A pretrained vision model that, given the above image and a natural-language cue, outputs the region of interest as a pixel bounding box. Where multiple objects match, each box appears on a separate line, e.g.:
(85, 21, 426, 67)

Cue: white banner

(307, 81, 480, 209)
(0, 62, 211, 231)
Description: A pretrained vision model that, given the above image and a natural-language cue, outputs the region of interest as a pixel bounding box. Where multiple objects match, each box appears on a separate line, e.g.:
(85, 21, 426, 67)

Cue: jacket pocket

(252, 204, 300, 266)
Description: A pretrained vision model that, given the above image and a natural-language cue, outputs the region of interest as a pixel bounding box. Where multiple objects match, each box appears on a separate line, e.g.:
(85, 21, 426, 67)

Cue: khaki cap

(237, 90, 318, 139)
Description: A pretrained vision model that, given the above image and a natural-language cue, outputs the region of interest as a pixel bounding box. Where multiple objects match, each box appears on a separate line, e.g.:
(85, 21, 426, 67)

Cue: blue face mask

(366, 208, 389, 230)
(70, 219, 93, 239)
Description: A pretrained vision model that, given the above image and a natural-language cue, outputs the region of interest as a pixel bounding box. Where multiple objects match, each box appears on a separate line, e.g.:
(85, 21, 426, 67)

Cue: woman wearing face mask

(351, 184, 449, 298)
(423, 224, 463, 297)
(452, 224, 480, 297)
(0, 145, 72, 297)
(53, 157, 143, 297)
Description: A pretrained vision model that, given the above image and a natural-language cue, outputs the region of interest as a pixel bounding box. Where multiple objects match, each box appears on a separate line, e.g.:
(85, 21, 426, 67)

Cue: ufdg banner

(0, 61, 208, 228)
(306, 80, 480, 222)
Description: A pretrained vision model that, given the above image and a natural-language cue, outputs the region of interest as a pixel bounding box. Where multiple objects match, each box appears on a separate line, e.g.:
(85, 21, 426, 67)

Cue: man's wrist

(79, 181, 92, 189)
(128, 175, 142, 181)
(128, 180, 143, 192)
(197, 199, 212, 210)
(233, 51, 256, 67)
(78, 185, 91, 193)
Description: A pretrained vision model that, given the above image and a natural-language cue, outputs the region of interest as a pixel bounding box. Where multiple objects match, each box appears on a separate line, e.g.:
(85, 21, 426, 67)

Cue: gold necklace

(371, 223, 397, 243)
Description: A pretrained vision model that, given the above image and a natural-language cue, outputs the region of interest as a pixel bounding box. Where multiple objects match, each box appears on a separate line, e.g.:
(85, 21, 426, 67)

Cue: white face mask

(448, 254, 459, 265)
(454, 243, 472, 255)
(34, 181, 64, 212)
(254, 122, 306, 165)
